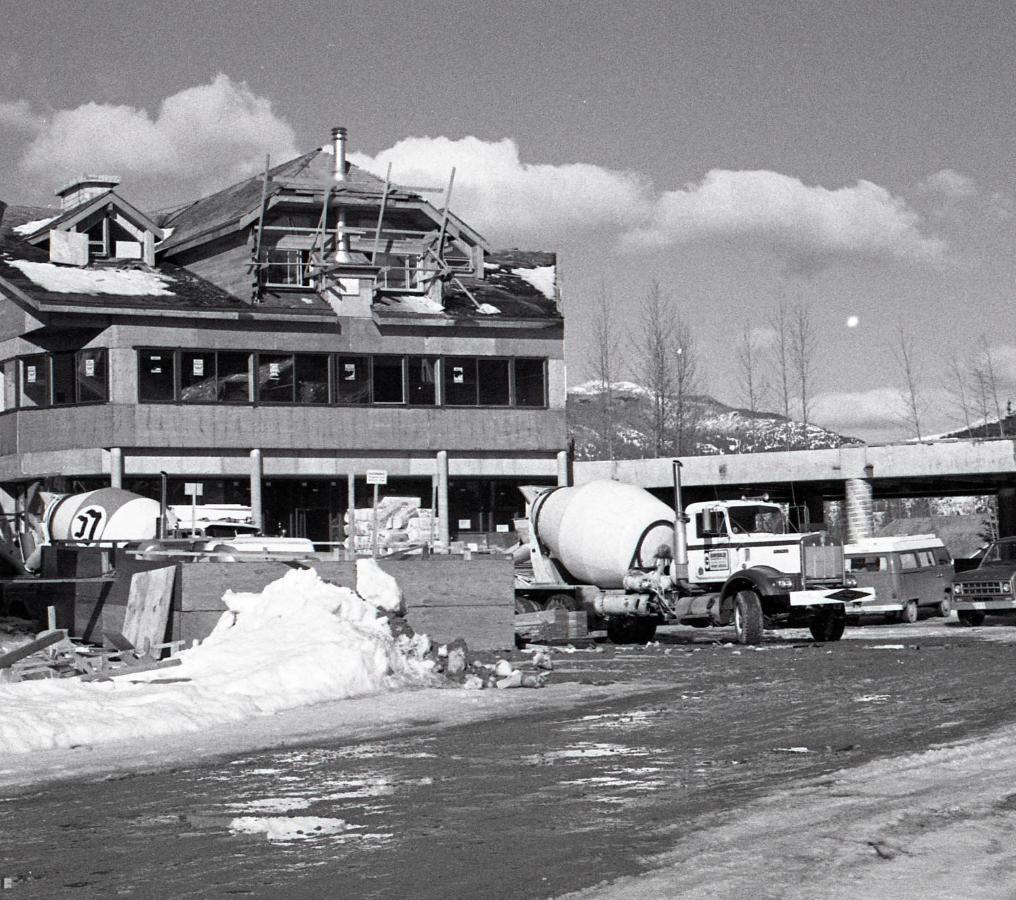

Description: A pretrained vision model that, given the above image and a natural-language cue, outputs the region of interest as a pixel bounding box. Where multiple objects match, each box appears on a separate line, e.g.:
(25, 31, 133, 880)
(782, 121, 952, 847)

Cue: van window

(935, 548, 952, 565)
(899, 552, 919, 570)
(918, 550, 936, 567)
(849, 556, 886, 572)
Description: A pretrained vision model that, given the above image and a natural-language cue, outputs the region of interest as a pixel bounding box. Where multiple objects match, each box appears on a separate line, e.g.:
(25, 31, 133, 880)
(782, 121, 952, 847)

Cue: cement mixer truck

(514, 478, 872, 645)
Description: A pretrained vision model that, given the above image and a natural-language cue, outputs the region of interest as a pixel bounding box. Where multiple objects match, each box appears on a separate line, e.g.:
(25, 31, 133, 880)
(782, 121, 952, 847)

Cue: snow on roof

(7, 259, 175, 296)
(846, 535, 945, 553)
(511, 264, 555, 300)
(12, 216, 57, 237)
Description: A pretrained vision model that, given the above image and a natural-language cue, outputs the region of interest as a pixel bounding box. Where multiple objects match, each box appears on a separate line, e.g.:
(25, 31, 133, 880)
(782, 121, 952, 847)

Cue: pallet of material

(515, 608, 588, 643)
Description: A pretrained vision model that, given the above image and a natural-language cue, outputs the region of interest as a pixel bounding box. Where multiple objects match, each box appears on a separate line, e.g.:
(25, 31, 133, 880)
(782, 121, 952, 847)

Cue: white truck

(514, 478, 871, 645)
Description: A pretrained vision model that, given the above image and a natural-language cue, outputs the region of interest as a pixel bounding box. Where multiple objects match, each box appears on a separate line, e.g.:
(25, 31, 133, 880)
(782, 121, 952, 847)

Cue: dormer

(20, 177, 165, 266)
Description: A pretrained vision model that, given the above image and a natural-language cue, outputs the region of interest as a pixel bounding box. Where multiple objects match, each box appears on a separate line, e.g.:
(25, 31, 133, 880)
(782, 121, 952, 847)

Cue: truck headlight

(774, 576, 796, 590)
(953, 584, 963, 595)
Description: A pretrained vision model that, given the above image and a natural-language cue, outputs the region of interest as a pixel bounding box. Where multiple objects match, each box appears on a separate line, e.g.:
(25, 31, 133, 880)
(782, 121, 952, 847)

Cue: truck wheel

(606, 617, 657, 645)
(809, 611, 846, 642)
(900, 600, 918, 624)
(733, 590, 764, 645)
(937, 596, 952, 617)
(514, 596, 539, 614)
(958, 610, 985, 627)
(544, 593, 576, 611)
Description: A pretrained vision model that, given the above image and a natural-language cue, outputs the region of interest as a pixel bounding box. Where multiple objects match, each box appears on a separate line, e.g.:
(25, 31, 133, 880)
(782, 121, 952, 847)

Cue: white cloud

(353, 138, 944, 267)
(0, 98, 44, 132)
(14, 75, 298, 200)
(350, 135, 653, 244)
(621, 170, 945, 266)
(918, 169, 978, 199)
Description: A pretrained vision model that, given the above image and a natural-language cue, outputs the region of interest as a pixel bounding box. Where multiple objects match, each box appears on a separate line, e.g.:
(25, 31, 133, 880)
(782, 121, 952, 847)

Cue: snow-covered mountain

(568, 380, 860, 460)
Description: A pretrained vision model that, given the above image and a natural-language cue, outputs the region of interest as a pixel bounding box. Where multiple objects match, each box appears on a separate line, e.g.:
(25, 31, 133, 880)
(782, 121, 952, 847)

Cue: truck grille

(958, 581, 1009, 595)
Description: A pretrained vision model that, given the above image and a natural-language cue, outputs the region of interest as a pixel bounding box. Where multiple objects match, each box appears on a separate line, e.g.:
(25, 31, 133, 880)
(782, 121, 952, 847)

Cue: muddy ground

(3, 616, 1016, 898)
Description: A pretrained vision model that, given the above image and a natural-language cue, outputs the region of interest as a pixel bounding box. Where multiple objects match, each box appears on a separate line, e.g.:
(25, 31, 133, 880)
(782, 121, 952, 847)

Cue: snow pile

(6, 259, 174, 296)
(512, 264, 555, 299)
(0, 567, 437, 755)
(229, 815, 360, 842)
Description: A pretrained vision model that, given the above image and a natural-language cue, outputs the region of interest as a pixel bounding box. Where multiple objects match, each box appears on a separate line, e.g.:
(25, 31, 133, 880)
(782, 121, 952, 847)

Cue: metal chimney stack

(331, 126, 348, 182)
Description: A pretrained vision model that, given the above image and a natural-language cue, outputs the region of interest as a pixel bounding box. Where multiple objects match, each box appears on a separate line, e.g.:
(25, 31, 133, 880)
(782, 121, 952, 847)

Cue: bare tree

(892, 321, 925, 440)
(672, 319, 702, 456)
(585, 281, 623, 459)
(944, 351, 974, 435)
(736, 321, 769, 417)
(790, 301, 818, 429)
(632, 282, 676, 457)
(969, 354, 992, 437)
(770, 299, 792, 420)
(978, 337, 1006, 437)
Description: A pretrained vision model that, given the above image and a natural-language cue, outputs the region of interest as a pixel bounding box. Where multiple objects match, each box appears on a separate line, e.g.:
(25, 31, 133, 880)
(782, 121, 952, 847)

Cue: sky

(1, 0, 1014, 441)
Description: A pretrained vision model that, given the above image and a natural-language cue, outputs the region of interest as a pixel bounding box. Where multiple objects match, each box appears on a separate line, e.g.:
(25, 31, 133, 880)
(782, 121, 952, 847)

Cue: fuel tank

(531, 480, 675, 588)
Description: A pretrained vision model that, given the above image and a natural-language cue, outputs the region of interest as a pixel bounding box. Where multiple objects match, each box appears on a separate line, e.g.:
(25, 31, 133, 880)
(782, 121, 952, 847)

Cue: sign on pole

(366, 469, 388, 485)
(183, 483, 204, 497)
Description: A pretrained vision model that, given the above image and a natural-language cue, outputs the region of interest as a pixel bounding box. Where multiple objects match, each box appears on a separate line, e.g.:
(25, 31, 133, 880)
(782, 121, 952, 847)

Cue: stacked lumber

(515, 608, 588, 644)
(345, 497, 437, 552)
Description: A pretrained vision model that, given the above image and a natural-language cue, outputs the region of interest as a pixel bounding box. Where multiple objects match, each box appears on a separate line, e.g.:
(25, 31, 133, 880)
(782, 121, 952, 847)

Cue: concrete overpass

(573, 438, 1016, 541)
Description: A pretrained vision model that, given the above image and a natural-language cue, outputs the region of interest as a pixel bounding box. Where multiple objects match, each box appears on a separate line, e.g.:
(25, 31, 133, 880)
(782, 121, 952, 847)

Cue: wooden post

(371, 162, 393, 262)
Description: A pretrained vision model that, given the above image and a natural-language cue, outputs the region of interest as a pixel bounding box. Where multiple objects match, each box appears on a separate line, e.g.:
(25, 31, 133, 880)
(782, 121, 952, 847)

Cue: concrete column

(249, 449, 263, 532)
(346, 472, 356, 555)
(556, 450, 570, 487)
(844, 477, 874, 543)
(109, 447, 123, 489)
(436, 450, 450, 551)
(998, 487, 1016, 539)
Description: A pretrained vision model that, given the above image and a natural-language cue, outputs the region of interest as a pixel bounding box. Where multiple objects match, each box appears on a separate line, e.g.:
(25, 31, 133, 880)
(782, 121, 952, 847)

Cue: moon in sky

(846, 315, 860, 328)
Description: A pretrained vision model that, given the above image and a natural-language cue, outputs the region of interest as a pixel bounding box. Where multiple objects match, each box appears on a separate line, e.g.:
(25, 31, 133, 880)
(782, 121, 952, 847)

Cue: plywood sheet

(122, 566, 176, 652)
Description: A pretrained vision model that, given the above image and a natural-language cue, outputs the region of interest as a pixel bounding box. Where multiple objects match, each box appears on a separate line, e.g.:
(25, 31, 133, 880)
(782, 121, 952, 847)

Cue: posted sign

(366, 469, 388, 485)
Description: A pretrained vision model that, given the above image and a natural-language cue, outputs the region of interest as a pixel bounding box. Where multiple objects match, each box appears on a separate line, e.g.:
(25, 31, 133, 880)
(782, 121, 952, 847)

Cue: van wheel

(733, 590, 764, 645)
(899, 600, 918, 624)
(937, 595, 952, 617)
(809, 611, 846, 642)
(606, 617, 657, 645)
(958, 610, 985, 627)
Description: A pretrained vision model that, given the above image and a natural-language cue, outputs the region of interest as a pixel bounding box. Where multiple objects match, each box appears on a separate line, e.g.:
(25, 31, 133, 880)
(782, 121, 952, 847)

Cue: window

(266, 248, 313, 287)
(139, 350, 176, 401)
(180, 352, 217, 402)
(935, 548, 952, 565)
(918, 550, 937, 567)
(899, 552, 919, 571)
(376, 253, 422, 290)
(336, 356, 370, 404)
(215, 352, 250, 402)
(513, 358, 546, 407)
(372, 356, 405, 404)
(478, 359, 510, 405)
(21, 354, 49, 407)
(697, 511, 728, 538)
(19, 350, 108, 407)
(295, 354, 329, 404)
(849, 556, 886, 573)
(76, 349, 108, 403)
(407, 357, 437, 405)
(444, 358, 477, 405)
(257, 354, 294, 403)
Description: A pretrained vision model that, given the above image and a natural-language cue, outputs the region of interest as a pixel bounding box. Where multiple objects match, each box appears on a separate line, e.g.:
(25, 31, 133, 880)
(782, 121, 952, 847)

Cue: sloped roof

(440, 251, 560, 319)
(19, 190, 165, 243)
(156, 147, 417, 254)
(0, 202, 247, 313)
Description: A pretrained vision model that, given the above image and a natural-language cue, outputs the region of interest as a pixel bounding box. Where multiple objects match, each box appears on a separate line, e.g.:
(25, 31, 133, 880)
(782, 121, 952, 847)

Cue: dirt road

(3, 619, 1016, 898)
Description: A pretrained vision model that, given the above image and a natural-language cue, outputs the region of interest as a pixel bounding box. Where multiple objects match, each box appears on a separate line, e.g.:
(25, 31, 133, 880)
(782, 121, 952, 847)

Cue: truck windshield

(981, 539, 1016, 565)
(727, 506, 793, 535)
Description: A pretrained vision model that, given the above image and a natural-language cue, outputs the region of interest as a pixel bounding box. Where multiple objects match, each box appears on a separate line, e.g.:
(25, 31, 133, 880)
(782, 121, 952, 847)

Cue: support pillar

(998, 487, 1016, 539)
(109, 447, 123, 489)
(556, 450, 570, 487)
(436, 450, 450, 552)
(844, 477, 874, 543)
(249, 449, 263, 532)
(347, 472, 356, 554)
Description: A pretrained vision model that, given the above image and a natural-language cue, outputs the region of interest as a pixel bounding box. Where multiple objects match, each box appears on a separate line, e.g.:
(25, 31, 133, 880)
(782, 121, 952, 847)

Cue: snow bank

(6, 259, 174, 296)
(0, 568, 437, 755)
(12, 217, 57, 236)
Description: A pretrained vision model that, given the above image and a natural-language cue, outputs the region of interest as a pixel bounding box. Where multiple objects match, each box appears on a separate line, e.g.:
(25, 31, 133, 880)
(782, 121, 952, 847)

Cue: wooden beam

(371, 163, 393, 263)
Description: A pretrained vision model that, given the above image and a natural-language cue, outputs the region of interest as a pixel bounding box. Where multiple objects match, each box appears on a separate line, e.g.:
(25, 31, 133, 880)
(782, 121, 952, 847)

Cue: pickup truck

(951, 537, 1016, 625)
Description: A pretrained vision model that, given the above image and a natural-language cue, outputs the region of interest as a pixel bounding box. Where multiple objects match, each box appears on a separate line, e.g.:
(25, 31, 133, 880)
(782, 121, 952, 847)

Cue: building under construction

(0, 126, 565, 544)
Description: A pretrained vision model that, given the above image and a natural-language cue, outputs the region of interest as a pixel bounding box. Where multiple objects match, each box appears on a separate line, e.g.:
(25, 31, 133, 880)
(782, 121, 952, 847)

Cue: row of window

(137, 350, 547, 407)
(848, 548, 951, 573)
(20, 350, 109, 407)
